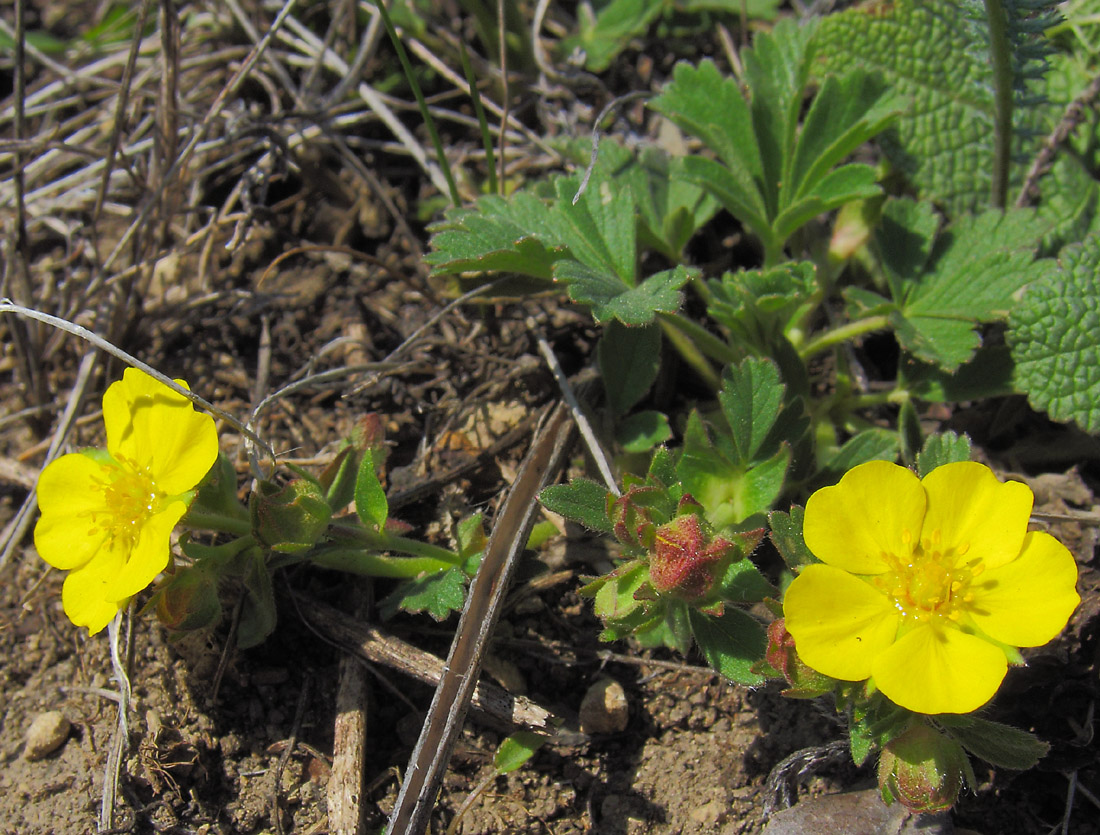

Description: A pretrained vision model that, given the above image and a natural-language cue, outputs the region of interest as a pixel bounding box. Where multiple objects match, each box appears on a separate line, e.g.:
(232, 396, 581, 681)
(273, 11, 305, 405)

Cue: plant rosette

(782, 460, 1080, 715)
(34, 369, 219, 633)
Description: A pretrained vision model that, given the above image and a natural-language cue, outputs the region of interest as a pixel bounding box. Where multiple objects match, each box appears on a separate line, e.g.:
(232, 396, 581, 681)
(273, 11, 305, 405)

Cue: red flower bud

(648, 513, 733, 601)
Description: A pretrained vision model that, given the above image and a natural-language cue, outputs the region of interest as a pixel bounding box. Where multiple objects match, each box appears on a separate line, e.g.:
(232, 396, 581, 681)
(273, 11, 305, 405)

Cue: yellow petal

(34, 453, 111, 570)
(967, 531, 1079, 647)
(804, 461, 925, 574)
(103, 369, 218, 495)
(784, 564, 901, 681)
(920, 462, 1032, 570)
(873, 623, 1006, 714)
(104, 501, 186, 601)
(61, 540, 128, 634)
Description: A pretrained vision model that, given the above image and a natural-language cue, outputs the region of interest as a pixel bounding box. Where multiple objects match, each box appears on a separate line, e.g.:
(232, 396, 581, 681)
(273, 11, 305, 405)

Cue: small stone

(690, 798, 727, 825)
(24, 711, 71, 761)
(579, 677, 629, 735)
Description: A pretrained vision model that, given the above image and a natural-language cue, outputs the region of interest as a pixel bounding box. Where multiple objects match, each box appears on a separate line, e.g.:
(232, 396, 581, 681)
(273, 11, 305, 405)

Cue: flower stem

(310, 547, 459, 578)
(798, 314, 891, 360)
(182, 511, 252, 538)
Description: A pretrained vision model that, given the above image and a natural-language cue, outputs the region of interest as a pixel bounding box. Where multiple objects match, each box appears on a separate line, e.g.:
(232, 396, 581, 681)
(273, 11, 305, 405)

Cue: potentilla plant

(34, 369, 489, 647)
(766, 458, 1080, 811)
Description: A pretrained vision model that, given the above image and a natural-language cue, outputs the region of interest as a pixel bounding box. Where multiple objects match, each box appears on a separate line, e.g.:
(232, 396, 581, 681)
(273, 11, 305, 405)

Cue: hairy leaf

(1009, 234, 1100, 433)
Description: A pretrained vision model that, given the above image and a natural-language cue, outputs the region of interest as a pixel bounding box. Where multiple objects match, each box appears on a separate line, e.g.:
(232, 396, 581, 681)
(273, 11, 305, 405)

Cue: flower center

(90, 457, 161, 548)
(874, 529, 980, 623)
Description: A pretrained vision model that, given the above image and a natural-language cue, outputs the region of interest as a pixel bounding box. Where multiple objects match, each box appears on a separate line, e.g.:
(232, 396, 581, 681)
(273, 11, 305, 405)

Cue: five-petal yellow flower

(784, 460, 1080, 714)
(34, 368, 218, 634)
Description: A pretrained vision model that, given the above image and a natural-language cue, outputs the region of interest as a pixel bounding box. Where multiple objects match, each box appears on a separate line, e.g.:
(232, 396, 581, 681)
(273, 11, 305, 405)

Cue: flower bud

(648, 513, 733, 601)
(250, 478, 333, 553)
(878, 724, 969, 813)
(155, 566, 222, 632)
(609, 486, 660, 549)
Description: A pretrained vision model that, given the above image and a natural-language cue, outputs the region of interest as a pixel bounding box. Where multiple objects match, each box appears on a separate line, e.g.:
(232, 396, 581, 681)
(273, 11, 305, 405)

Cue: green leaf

(901, 346, 1016, 402)
(688, 607, 766, 686)
(892, 209, 1050, 370)
(785, 70, 905, 206)
(559, 262, 692, 325)
(425, 191, 566, 278)
(381, 567, 468, 621)
(238, 551, 277, 649)
(708, 261, 819, 351)
(815, 0, 996, 214)
(1010, 234, 1100, 434)
(872, 198, 939, 302)
(652, 29, 897, 258)
(355, 450, 389, 531)
(714, 556, 776, 604)
(598, 321, 661, 417)
(937, 715, 1049, 771)
(916, 432, 972, 477)
(539, 479, 614, 534)
(558, 0, 664, 72)
(768, 506, 818, 571)
(817, 429, 898, 486)
(455, 513, 487, 561)
(494, 731, 548, 774)
(718, 357, 786, 466)
(616, 410, 672, 453)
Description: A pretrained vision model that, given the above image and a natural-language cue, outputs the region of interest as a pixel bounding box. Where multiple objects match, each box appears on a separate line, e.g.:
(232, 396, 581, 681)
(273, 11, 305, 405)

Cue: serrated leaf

(1009, 234, 1100, 433)
(773, 163, 883, 245)
(768, 506, 818, 571)
(688, 607, 766, 685)
(559, 262, 691, 324)
(815, 0, 996, 213)
(916, 432, 972, 477)
(381, 567, 467, 621)
(550, 175, 637, 283)
(425, 192, 567, 278)
(937, 715, 1049, 771)
(893, 209, 1049, 370)
(817, 429, 898, 486)
(539, 479, 614, 533)
(650, 59, 763, 191)
(598, 321, 661, 417)
(718, 358, 785, 466)
(786, 70, 905, 206)
(558, 0, 664, 72)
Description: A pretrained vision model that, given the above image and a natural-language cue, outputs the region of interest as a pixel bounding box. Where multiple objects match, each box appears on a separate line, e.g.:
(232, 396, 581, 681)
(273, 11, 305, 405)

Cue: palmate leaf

(649, 20, 901, 260)
(874, 200, 1049, 370)
(1009, 234, 1100, 434)
(427, 141, 690, 325)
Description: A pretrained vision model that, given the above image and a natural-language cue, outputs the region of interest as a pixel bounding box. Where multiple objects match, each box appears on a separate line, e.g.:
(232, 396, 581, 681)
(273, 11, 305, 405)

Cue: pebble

(763, 788, 955, 835)
(579, 677, 629, 734)
(24, 711, 71, 761)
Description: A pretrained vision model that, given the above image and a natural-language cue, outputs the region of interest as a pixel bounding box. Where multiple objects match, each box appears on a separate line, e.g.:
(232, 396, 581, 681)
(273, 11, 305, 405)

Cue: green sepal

(915, 432, 972, 477)
(539, 478, 614, 534)
(250, 478, 332, 554)
(936, 715, 1050, 771)
(354, 449, 389, 531)
(768, 506, 818, 571)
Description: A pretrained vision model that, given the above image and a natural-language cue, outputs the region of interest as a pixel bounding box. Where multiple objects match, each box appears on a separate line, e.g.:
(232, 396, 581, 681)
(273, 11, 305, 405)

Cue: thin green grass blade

(458, 40, 498, 196)
(371, 0, 461, 207)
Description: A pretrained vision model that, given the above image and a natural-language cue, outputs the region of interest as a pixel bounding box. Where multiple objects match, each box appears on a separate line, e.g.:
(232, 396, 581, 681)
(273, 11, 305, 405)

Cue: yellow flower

(784, 460, 1080, 714)
(34, 368, 218, 634)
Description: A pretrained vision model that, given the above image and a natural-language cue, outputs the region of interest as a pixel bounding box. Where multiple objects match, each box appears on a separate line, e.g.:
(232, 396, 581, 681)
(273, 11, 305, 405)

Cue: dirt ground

(2, 2, 1099, 834)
